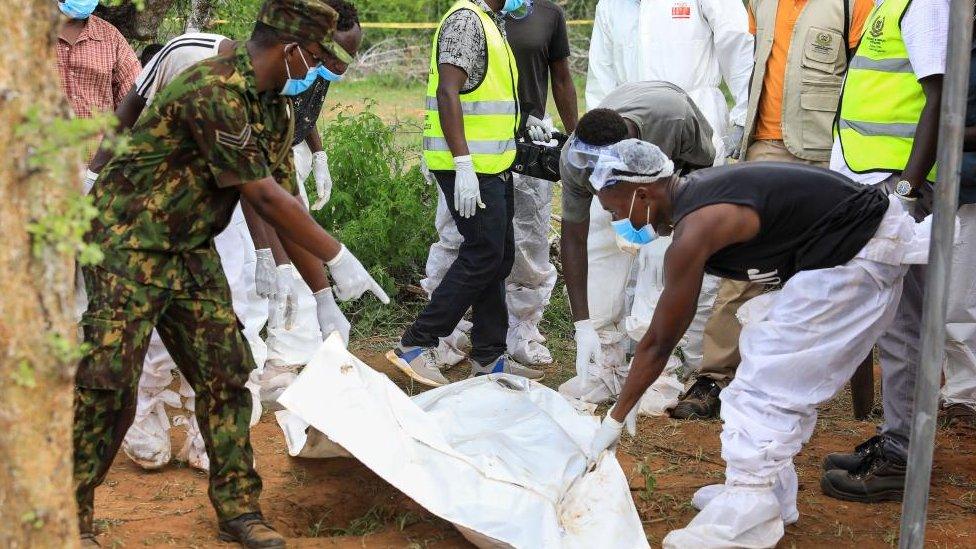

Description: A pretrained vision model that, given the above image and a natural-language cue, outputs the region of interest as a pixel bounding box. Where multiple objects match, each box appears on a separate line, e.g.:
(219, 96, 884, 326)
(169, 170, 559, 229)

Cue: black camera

(511, 131, 568, 182)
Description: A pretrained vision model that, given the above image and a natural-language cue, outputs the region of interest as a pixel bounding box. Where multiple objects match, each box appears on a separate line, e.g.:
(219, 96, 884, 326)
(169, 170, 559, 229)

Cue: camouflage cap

(257, 0, 347, 59)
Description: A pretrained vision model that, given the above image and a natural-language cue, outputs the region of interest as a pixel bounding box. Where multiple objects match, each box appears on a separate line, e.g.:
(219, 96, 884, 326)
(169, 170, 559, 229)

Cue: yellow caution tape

(360, 19, 593, 30)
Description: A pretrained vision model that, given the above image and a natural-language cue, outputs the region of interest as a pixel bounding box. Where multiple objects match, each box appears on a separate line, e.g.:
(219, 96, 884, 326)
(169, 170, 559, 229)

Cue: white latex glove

(723, 124, 745, 160)
(526, 113, 555, 143)
(327, 244, 391, 304)
(254, 249, 276, 299)
(314, 288, 351, 345)
(452, 155, 484, 219)
(589, 414, 623, 461)
(310, 150, 333, 211)
(574, 319, 602, 383)
(83, 169, 98, 195)
(268, 264, 297, 330)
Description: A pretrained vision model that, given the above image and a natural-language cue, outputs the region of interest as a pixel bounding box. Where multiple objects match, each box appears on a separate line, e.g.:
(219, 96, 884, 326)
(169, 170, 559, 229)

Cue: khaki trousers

(698, 140, 828, 385)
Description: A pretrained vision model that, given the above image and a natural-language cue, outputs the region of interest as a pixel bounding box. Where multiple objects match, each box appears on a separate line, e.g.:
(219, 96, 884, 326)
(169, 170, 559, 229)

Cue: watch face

(896, 180, 912, 196)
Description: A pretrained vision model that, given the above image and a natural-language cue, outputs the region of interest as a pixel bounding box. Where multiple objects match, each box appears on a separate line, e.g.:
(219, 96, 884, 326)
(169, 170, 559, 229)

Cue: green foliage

(311, 104, 436, 294)
(12, 361, 37, 389)
(635, 458, 657, 501)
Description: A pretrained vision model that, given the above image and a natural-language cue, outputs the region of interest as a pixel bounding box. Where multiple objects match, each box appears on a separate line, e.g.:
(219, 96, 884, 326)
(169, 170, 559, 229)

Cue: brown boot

(218, 512, 286, 548)
(669, 378, 722, 419)
(939, 403, 976, 429)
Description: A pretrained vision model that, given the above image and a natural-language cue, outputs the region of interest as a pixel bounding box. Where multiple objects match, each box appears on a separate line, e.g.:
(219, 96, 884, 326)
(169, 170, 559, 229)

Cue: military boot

(820, 447, 906, 503)
(821, 434, 883, 472)
(218, 512, 286, 548)
(669, 378, 721, 419)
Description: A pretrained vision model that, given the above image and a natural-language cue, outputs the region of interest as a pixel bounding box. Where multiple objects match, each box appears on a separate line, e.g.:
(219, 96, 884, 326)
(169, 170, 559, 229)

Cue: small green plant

(11, 360, 37, 389)
(635, 458, 657, 501)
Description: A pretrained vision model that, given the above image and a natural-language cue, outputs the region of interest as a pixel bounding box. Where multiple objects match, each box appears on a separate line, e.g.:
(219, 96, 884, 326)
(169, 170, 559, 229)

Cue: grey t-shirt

(436, 0, 507, 93)
(559, 81, 716, 223)
(506, 0, 570, 127)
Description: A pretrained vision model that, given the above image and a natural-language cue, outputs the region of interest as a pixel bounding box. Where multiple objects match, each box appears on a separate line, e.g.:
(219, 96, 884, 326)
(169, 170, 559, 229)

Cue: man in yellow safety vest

(388, 0, 546, 385)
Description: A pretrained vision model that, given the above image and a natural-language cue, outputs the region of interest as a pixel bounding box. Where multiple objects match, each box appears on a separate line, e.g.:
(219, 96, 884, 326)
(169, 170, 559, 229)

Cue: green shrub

(310, 103, 436, 294)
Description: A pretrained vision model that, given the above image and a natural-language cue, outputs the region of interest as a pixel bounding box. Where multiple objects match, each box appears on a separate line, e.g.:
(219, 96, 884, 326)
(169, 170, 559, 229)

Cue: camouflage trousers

(74, 266, 261, 532)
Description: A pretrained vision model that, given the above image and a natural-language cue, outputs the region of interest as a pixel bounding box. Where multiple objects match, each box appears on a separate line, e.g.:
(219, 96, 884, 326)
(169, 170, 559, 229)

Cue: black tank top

(671, 162, 889, 285)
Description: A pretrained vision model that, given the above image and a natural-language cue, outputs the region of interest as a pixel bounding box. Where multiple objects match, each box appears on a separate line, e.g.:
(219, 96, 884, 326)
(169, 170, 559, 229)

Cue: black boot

(669, 378, 721, 420)
(218, 512, 286, 548)
(821, 434, 884, 472)
(820, 447, 906, 502)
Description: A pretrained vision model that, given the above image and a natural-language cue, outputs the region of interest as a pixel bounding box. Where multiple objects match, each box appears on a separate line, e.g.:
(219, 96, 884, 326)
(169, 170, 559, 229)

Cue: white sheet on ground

(277, 334, 648, 549)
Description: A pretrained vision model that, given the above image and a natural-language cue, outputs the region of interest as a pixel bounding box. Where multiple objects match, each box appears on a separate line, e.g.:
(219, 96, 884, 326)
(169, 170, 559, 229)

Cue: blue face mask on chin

(59, 0, 99, 20)
(281, 47, 319, 96)
(611, 190, 657, 254)
(502, 0, 534, 20)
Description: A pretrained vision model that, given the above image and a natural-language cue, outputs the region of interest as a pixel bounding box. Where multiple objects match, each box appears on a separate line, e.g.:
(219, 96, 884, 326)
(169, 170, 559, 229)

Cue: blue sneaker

(386, 346, 449, 387)
(469, 355, 544, 381)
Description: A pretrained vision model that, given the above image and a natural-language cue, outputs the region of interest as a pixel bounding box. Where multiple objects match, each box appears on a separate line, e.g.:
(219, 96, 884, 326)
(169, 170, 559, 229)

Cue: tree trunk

(185, 0, 216, 34)
(0, 2, 83, 547)
(95, 0, 178, 41)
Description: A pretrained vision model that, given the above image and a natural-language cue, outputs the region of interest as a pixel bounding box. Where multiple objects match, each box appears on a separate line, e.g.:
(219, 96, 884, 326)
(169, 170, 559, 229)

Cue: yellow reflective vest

(837, 0, 937, 181)
(422, 0, 519, 175)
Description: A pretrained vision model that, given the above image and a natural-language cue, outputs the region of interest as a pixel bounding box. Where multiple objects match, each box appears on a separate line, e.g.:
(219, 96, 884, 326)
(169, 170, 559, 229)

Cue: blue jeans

(402, 171, 515, 365)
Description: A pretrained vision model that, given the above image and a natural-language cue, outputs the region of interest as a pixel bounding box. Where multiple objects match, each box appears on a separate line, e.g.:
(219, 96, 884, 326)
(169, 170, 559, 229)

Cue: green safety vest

(422, 0, 519, 174)
(837, 0, 937, 181)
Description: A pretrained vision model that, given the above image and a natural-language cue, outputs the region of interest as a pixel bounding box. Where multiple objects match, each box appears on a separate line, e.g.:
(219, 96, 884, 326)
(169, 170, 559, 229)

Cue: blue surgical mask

(611, 191, 656, 254)
(502, 0, 534, 19)
(316, 64, 343, 82)
(281, 47, 318, 96)
(59, 0, 99, 20)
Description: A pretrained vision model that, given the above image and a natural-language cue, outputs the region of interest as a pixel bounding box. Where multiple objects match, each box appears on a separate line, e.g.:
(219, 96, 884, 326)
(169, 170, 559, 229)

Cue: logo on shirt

(816, 32, 832, 47)
(215, 125, 252, 150)
(672, 2, 692, 19)
(747, 268, 781, 285)
(870, 16, 885, 39)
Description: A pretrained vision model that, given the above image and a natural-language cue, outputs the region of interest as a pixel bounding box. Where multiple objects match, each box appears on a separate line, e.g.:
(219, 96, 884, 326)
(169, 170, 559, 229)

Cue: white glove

(310, 150, 333, 211)
(254, 249, 276, 299)
(574, 319, 602, 383)
(526, 113, 555, 143)
(83, 170, 98, 195)
(314, 288, 351, 345)
(723, 124, 745, 160)
(589, 414, 623, 460)
(453, 155, 484, 219)
(327, 244, 391, 304)
(268, 264, 297, 330)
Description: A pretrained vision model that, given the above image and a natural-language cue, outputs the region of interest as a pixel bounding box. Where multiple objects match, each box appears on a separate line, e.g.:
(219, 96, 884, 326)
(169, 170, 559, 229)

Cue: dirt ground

(91, 351, 976, 548)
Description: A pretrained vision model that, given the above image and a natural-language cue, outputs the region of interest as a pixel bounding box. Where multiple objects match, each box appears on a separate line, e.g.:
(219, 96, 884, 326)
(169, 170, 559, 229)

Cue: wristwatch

(895, 179, 917, 201)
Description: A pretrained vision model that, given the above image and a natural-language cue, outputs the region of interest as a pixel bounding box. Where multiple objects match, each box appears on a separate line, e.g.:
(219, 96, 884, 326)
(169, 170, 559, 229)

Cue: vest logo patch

(672, 2, 691, 19)
(816, 32, 832, 47)
(215, 125, 252, 150)
(747, 268, 781, 285)
(870, 16, 885, 39)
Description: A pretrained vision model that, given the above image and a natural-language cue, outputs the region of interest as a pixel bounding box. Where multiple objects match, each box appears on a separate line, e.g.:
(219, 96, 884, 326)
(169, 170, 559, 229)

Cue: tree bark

(95, 0, 178, 41)
(0, 2, 82, 547)
(185, 0, 216, 34)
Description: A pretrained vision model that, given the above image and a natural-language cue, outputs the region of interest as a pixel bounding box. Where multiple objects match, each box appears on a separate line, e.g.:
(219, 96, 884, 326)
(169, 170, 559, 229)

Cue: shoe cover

(246, 375, 263, 427)
(432, 319, 473, 369)
(664, 484, 784, 549)
(122, 387, 181, 470)
(637, 356, 684, 416)
(508, 321, 553, 366)
(692, 470, 799, 525)
(173, 411, 210, 472)
(256, 359, 302, 410)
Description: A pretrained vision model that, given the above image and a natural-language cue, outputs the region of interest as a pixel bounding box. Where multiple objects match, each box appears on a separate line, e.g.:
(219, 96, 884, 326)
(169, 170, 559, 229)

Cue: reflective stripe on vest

(422, 0, 519, 175)
(837, 0, 937, 180)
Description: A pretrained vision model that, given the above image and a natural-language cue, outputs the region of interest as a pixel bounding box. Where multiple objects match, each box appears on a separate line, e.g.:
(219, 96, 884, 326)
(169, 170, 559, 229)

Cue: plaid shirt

(56, 15, 140, 120)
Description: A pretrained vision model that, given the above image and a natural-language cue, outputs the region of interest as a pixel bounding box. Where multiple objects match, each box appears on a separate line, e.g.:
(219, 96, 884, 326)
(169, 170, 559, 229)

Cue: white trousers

(669, 199, 924, 548)
(940, 203, 976, 408)
(420, 173, 558, 364)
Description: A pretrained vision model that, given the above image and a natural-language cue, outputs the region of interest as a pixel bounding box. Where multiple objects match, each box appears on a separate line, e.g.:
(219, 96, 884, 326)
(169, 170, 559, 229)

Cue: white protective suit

(939, 204, 976, 409)
(664, 198, 931, 548)
(585, 0, 753, 159)
(421, 173, 558, 367)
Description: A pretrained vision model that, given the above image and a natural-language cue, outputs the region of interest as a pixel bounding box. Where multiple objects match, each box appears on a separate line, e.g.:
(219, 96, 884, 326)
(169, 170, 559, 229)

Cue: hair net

(589, 139, 675, 191)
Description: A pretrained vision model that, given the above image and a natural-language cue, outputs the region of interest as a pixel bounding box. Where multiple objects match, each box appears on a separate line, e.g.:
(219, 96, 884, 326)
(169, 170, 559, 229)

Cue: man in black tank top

(584, 140, 928, 547)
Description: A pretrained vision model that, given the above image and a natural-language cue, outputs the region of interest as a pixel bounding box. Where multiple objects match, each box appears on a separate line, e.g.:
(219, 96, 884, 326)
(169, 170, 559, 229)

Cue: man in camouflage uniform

(73, 1, 386, 547)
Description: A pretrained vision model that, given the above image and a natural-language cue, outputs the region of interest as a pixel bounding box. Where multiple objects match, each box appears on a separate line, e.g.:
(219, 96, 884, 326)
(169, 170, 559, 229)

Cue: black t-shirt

(672, 162, 889, 285)
(291, 78, 330, 146)
(505, 0, 570, 129)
